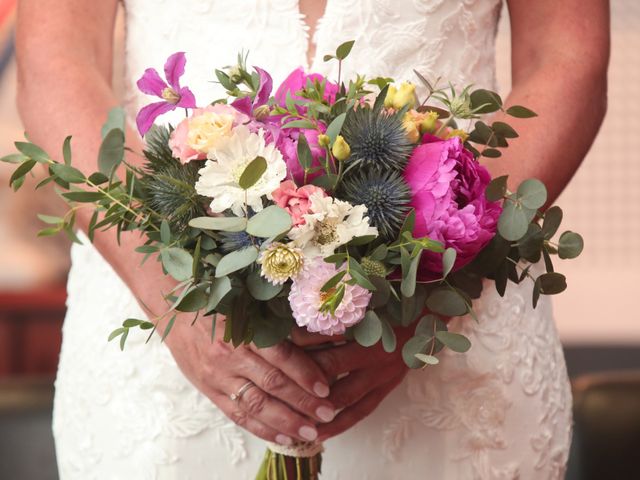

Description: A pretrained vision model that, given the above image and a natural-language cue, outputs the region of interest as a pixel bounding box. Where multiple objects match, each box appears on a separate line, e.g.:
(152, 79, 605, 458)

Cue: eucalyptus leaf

(206, 276, 232, 313)
(246, 205, 292, 237)
(415, 354, 439, 365)
(498, 201, 529, 241)
(335, 40, 355, 60)
(281, 119, 316, 130)
(558, 231, 584, 259)
(542, 206, 563, 239)
(485, 175, 508, 201)
(88, 172, 109, 185)
(296, 133, 313, 170)
(481, 148, 502, 158)
(353, 310, 383, 347)
(62, 136, 72, 166)
(62, 191, 105, 203)
(238, 156, 267, 190)
(189, 216, 246, 232)
(517, 178, 547, 210)
(506, 105, 537, 118)
(101, 107, 126, 139)
(15, 142, 50, 163)
(442, 248, 457, 278)
(491, 121, 519, 138)
(380, 315, 397, 353)
(160, 219, 171, 245)
(176, 287, 209, 312)
(98, 128, 125, 175)
(402, 334, 431, 369)
(538, 272, 567, 294)
(247, 270, 283, 301)
(469, 89, 502, 114)
(326, 112, 347, 144)
(215, 247, 258, 277)
(9, 159, 37, 187)
(161, 247, 194, 282)
(435, 331, 471, 353)
(426, 288, 468, 317)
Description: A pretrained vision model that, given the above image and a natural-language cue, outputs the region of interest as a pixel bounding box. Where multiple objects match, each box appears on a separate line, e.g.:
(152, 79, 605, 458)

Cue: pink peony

(169, 104, 249, 164)
(275, 67, 339, 110)
(271, 180, 326, 226)
(276, 123, 327, 185)
(289, 258, 371, 336)
(404, 134, 502, 277)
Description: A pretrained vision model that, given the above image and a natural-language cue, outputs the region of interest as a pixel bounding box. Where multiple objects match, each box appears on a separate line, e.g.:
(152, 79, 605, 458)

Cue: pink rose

(404, 135, 502, 277)
(169, 104, 249, 164)
(272, 180, 326, 226)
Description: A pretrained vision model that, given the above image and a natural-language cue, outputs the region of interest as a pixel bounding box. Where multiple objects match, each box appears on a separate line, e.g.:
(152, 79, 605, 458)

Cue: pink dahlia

(404, 134, 502, 278)
(271, 180, 326, 226)
(289, 259, 371, 336)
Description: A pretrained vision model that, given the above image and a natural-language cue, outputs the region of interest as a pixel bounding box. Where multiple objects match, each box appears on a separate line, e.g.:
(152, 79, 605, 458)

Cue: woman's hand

(165, 316, 336, 446)
(291, 326, 411, 441)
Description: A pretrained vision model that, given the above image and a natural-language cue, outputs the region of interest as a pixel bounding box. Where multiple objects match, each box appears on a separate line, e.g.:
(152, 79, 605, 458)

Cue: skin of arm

(309, 0, 611, 440)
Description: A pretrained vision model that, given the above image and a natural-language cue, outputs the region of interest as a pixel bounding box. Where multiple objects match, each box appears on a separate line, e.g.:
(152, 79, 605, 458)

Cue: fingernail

(316, 406, 335, 423)
(299, 425, 318, 441)
(275, 434, 293, 446)
(313, 382, 330, 398)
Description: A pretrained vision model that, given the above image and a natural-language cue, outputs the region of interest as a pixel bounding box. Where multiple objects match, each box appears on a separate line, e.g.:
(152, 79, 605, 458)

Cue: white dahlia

(289, 192, 378, 257)
(195, 126, 287, 216)
(289, 258, 371, 335)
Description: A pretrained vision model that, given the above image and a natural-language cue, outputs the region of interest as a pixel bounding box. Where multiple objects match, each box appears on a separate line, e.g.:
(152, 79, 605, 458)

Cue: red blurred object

(0, 286, 66, 377)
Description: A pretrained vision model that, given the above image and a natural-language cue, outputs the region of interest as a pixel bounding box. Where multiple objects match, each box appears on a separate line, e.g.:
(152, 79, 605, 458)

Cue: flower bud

(317, 134, 330, 148)
(419, 111, 439, 133)
(445, 129, 470, 143)
(361, 257, 387, 278)
(392, 82, 416, 110)
(332, 135, 351, 161)
(228, 65, 242, 84)
(253, 104, 271, 121)
(402, 118, 420, 143)
(384, 85, 397, 109)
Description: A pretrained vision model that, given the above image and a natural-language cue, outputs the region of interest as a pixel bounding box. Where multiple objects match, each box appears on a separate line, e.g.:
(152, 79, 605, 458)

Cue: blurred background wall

(0, 1, 638, 479)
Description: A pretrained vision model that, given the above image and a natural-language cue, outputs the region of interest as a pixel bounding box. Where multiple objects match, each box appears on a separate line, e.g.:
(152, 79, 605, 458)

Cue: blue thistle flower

(219, 231, 254, 253)
(341, 106, 413, 172)
(339, 170, 411, 240)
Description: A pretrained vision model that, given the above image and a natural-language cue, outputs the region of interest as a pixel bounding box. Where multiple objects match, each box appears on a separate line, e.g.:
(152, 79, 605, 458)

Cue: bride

(16, 0, 608, 478)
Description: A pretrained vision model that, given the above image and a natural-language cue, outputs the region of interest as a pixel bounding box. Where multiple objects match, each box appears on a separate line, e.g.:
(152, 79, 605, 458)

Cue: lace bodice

(53, 2, 573, 479)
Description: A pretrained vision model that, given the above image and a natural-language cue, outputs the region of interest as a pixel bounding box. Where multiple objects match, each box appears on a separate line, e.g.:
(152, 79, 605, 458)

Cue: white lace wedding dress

(52, 1, 573, 478)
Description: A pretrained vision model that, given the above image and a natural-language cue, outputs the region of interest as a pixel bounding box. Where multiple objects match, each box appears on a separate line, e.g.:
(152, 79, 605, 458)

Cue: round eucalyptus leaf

(189, 216, 246, 232)
(161, 247, 194, 282)
(176, 287, 209, 312)
(215, 247, 258, 278)
(442, 247, 457, 278)
(415, 353, 439, 365)
(435, 331, 471, 353)
(238, 156, 267, 190)
(401, 334, 431, 369)
(517, 178, 547, 210)
(353, 310, 383, 347)
(369, 277, 390, 309)
(247, 270, 283, 301)
(426, 288, 468, 317)
(380, 316, 397, 353)
(498, 201, 529, 241)
(538, 272, 567, 294)
(558, 231, 584, 259)
(542, 206, 563, 239)
(469, 89, 502, 114)
(246, 205, 292, 238)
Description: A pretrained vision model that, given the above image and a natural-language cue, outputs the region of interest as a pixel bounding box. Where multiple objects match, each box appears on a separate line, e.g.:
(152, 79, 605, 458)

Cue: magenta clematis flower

(231, 67, 273, 117)
(404, 134, 502, 278)
(135, 52, 197, 136)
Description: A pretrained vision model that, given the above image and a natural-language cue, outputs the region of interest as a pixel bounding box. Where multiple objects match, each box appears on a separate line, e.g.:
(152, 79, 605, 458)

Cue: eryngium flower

(289, 258, 371, 335)
(258, 242, 304, 285)
(340, 169, 411, 240)
(219, 231, 254, 253)
(341, 106, 413, 172)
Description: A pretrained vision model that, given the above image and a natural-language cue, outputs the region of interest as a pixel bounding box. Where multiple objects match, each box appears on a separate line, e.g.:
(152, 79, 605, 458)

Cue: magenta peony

(289, 258, 371, 336)
(404, 134, 501, 277)
(276, 123, 327, 185)
(271, 180, 326, 226)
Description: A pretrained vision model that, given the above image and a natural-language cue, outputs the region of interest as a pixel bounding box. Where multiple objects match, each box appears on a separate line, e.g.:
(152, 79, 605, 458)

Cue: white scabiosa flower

(195, 126, 287, 216)
(289, 192, 378, 257)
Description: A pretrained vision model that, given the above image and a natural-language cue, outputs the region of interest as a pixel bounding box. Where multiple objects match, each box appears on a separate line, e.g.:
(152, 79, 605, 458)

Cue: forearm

(483, 62, 607, 205)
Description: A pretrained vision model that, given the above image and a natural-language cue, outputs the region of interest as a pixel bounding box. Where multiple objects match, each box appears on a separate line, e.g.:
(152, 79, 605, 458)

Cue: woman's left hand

(291, 327, 411, 441)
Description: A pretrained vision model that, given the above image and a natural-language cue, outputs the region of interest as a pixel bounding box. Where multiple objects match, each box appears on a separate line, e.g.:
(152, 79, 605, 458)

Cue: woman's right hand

(164, 314, 336, 446)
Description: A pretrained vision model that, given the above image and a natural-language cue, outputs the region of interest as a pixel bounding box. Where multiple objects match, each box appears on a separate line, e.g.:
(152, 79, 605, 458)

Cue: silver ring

(229, 381, 256, 402)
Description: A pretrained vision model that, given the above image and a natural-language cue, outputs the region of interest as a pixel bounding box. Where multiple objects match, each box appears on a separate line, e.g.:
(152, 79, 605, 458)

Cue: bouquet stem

(255, 443, 323, 480)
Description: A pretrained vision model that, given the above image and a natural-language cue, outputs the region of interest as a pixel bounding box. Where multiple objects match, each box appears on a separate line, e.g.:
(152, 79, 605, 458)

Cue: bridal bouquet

(2, 41, 583, 479)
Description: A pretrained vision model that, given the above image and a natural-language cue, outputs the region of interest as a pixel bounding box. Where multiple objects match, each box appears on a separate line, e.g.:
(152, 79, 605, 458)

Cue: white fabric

(53, 1, 572, 479)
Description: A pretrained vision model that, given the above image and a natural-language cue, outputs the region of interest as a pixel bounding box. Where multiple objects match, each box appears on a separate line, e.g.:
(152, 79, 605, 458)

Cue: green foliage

(239, 156, 267, 189)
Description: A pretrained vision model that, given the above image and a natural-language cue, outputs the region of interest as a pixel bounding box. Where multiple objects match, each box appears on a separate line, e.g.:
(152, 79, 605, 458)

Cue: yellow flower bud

(446, 129, 470, 143)
(384, 85, 397, 109)
(392, 82, 416, 110)
(402, 118, 420, 143)
(419, 111, 439, 133)
(332, 135, 351, 161)
(317, 134, 330, 148)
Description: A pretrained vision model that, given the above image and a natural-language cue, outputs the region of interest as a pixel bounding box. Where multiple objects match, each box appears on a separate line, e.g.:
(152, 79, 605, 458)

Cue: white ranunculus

(289, 192, 378, 257)
(195, 126, 287, 216)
